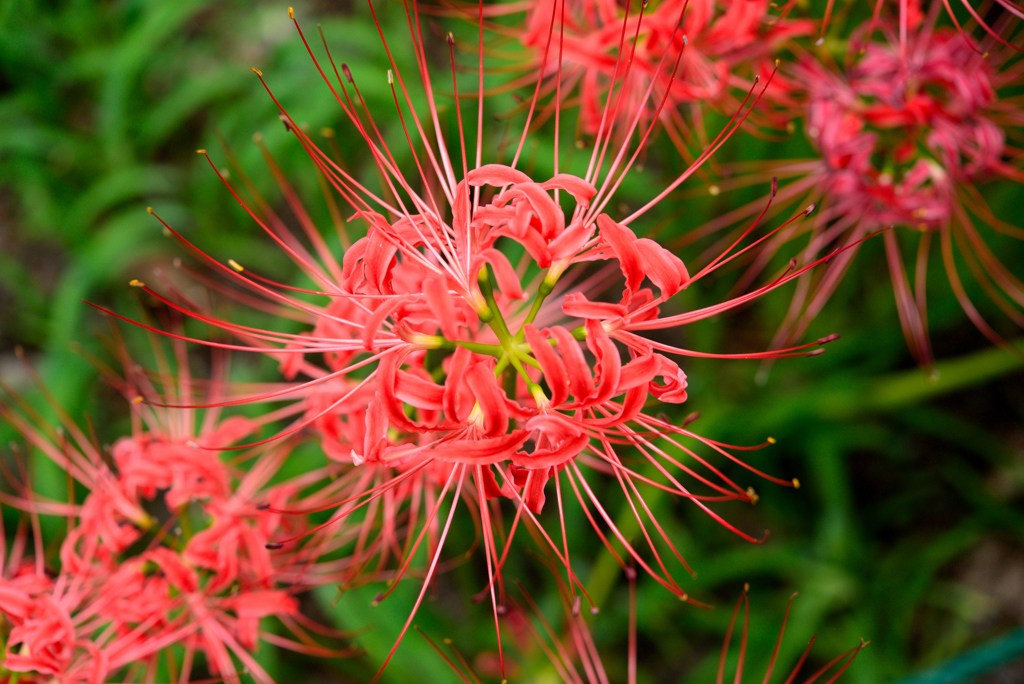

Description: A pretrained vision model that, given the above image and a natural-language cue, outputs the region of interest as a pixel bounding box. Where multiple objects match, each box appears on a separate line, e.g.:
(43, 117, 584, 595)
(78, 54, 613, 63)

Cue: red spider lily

(92, 2, 866, 678)
(446, 0, 812, 158)
(688, 9, 1024, 371)
(0, 344, 353, 683)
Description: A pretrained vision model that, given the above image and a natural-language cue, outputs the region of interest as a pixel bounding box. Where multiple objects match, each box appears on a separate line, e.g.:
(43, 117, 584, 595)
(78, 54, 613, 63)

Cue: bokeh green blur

(1, 0, 1022, 682)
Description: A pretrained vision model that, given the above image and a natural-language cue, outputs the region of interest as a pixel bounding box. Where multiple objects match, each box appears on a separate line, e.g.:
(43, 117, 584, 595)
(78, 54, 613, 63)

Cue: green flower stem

(453, 340, 503, 356)
(477, 265, 515, 349)
(865, 339, 1024, 411)
(513, 269, 556, 343)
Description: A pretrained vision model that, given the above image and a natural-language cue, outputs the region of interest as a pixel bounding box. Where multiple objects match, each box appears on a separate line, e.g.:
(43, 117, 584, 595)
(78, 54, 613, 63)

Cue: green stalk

(514, 269, 556, 343)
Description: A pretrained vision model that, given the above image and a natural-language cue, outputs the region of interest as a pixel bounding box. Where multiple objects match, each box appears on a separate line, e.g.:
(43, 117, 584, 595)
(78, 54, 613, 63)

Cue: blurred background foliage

(1, 0, 1023, 682)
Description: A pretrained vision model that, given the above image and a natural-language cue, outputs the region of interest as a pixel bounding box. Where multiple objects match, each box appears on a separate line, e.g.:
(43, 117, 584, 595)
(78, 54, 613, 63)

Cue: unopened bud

(265, 542, 284, 550)
(256, 502, 271, 510)
(572, 596, 582, 617)
(805, 202, 817, 214)
(770, 176, 778, 197)
(817, 333, 840, 344)
(341, 63, 353, 83)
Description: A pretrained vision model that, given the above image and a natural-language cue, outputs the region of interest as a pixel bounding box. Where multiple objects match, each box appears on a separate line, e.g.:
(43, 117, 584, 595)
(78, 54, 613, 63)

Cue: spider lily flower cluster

(688, 4, 1023, 371)
(0, 344, 351, 683)
(787, 16, 1023, 366)
(77, 0, 855, 675)
(475, 0, 813, 156)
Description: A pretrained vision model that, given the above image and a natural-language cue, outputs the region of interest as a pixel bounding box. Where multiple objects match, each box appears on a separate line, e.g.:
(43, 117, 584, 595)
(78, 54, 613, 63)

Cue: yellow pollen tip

(196, 149, 206, 155)
(792, 478, 801, 489)
(129, 279, 144, 288)
(146, 206, 153, 214)
(708, 184, 721, 196)
(288, 6, 294, 18)
(767, 436, 776, 444)
(251, 67, 263, 76)
(982, 52, 989, 58)
(744, 582, 750, 591)
(775, 58, 780, 67)
(253, 132, 263, 143)
(320, 127, 335, 138)
(746, 486, 759, 504)
(228, 259, 244, 273)
(132, 396, 144, 404)
(443, 638, 452, 645)
(387, 69, 394, 85)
